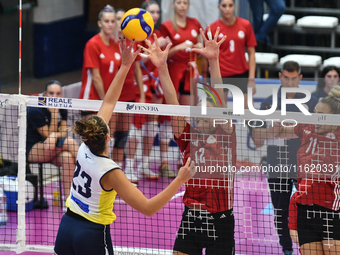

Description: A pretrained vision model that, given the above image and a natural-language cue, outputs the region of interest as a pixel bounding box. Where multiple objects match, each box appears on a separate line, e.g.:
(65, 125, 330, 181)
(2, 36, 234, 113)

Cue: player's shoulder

(187, 17, 201, 26)
(209, 19, 221, 29)
(161, 19, 172, 28)
(236, 17, 251, 26)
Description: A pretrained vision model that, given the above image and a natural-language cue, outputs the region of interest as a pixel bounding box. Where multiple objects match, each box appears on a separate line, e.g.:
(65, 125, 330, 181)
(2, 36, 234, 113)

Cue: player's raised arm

(139, 35, 187, 138)
(192, 26, 234, 135)
(97, 37, 140, 123)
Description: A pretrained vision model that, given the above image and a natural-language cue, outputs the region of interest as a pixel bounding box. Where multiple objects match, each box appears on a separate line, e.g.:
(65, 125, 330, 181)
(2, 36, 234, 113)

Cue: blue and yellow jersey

(66, 143, 120, 225)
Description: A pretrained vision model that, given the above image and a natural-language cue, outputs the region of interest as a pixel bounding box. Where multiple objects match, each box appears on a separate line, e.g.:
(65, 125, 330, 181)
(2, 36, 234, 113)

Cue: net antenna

(19, 0, 22, 94)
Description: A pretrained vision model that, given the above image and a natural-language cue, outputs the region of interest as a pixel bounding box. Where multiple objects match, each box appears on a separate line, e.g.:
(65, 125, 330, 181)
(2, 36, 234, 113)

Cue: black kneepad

(113, 131, 129, 149)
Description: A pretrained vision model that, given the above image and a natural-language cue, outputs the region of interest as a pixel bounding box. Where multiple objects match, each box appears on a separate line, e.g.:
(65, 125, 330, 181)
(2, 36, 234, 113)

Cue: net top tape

(1, 93, 339, 125)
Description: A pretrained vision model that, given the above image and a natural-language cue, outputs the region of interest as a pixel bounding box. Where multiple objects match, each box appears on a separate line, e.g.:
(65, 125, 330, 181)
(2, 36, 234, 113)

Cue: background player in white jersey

(54, 37, 193, 255)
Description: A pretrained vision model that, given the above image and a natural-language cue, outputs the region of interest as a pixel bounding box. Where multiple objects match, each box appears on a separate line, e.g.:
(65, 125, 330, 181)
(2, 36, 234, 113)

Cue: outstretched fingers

(153, 33, 159, 48)
(214, 27, 219, 41)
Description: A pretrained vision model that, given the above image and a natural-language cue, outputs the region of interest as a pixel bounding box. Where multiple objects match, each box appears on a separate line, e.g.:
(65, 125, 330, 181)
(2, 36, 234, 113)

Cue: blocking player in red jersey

(124, 0, 172, 183)
(273, 86, 340, 254)
(139, 26, 237, 254)
(204, 0, 257, 108)
(159, 0, 202, 106)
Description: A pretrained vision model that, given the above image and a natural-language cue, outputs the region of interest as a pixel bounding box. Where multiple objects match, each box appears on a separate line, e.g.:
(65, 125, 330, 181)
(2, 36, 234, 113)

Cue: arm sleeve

(83, 40, 101, 69)
(59, 109, 68, 120)
(28, 108, 48, 130)
(294, 124, 303, 137)
(245, 21, 257, 47)
(174, 122, 191, 152)
(159, 22, 171, 38)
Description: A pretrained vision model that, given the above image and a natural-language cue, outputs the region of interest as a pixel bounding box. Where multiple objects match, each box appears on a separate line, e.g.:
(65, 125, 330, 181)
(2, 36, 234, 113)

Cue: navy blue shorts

(173, 206, 235, 255)
(54, 210, 113, 255)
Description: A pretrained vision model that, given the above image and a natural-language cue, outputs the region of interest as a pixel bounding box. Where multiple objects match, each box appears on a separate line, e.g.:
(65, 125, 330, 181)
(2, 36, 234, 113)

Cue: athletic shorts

(297, 204, 340, 247)
(173, 206, 235, 255)
(223, 71, 249, 94)
(54, 209, 113, 255)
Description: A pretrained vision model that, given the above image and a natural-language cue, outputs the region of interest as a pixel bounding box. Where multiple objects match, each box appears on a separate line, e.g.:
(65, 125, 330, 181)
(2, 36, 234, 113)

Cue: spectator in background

(251, 61, 318, 255)
(79, 5, 144, 173)
(158, 0, 202, 177)
(159, 0, 202, 106)
(247, 0, 286, 52)
(124, 0, 171, 182)
(26, 80, 79, 206)
(204, 0, 257, 107)
(313, 65, 340, 100)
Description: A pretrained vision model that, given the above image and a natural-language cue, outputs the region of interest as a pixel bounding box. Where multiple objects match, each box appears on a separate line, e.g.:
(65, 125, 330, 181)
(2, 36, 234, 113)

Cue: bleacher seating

(279, 54, 322, 78)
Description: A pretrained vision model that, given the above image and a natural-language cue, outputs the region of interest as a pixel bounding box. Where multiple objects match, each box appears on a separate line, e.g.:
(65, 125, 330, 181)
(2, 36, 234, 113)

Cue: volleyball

(120, 8, 154, 42)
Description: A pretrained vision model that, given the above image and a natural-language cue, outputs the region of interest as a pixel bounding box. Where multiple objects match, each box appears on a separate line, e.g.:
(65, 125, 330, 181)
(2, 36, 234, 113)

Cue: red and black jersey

(294, 124, 340, 210)
(175, 123, 237, 213)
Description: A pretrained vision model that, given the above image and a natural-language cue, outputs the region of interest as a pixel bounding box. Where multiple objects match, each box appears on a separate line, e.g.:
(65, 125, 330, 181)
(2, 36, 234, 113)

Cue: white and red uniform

(175, 123, 237, 213)
(160, 17, 202, 93)
(207, 18, 257, 77)
(80, 34, 121, 100)
(294, 124, 340, 211)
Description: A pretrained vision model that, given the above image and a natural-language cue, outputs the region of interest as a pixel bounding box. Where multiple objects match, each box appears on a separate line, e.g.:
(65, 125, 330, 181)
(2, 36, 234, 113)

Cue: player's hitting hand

(192, 26, 226, 60)
(176, 157, 195, 184)
(118, 32, 141, 67)
(138, 34, 172, 69)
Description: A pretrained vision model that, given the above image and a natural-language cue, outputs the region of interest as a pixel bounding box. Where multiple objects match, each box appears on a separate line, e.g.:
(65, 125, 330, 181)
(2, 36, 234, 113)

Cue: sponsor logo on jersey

(85, 153, 91, 159)
(326, 133, 336, 139)
(191, 140, 199, 146)
(191, 29, 198, 38)
(174, 33, 181, 39)
(126, 103, 159, 112)
(304, 130, 311, 134)
(238, 30, 245, 39)
(38, 97, 73, 108)
(206, 135, 217, 144)
(100, 53, 105, 59)
(218, 33, 224, 39)
(115, 52, 121, 60)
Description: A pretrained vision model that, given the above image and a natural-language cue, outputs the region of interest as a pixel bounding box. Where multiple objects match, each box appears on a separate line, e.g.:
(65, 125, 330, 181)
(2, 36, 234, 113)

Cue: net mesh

(0, 85, 339, 254)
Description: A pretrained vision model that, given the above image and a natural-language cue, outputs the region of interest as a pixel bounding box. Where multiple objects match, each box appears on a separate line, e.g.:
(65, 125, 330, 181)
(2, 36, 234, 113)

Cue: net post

(16, 94, 27, 253)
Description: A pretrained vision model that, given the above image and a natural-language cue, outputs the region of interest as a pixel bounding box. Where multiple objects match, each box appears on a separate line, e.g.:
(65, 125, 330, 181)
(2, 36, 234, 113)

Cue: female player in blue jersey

(54, 37, 193, 255)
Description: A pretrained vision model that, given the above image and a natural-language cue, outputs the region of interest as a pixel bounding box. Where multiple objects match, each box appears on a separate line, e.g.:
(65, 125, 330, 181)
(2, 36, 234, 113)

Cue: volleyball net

(0, 81, 339, 254)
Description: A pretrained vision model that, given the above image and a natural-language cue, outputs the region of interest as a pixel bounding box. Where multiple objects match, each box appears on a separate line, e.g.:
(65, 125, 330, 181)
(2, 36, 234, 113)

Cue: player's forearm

(208, 59, 226, 108)
(134, 62, 145, 102)
(158, 64, 179, 105)
(247, 50, 256, 79)
(98, 64, 131, 123)
(144, 178, 183, 216)
(92, 76, 106, 100)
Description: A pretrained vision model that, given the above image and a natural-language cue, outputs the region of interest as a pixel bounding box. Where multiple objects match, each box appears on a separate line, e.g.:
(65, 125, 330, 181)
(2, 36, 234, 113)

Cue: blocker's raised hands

(192, 26, 226, 60)
(138, 34, 172, 68)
